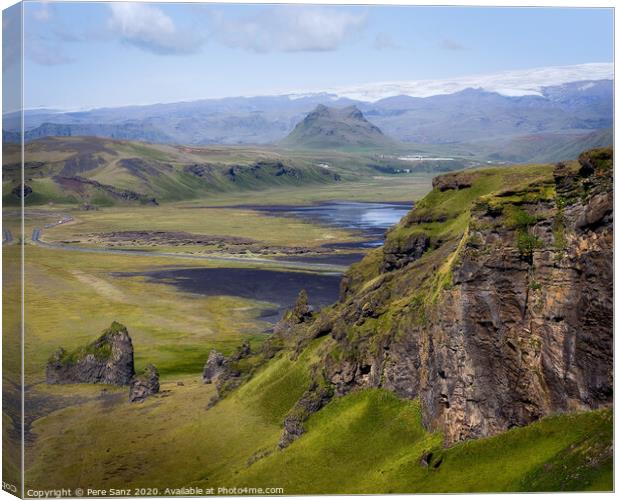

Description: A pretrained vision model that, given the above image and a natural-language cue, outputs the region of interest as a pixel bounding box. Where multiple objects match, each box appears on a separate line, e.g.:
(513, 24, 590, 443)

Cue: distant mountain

(470, 128, 614, 164)
(359, 80, 613, 144)
(4, 122, 175, 144)
(6, 94, 360, 146)
(3, 79, 612, 162)
(280, 105, 394, 150)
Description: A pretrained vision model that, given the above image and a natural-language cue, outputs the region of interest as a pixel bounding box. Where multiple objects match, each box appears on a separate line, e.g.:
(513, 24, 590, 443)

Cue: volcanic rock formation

(46, 321, 135, 386)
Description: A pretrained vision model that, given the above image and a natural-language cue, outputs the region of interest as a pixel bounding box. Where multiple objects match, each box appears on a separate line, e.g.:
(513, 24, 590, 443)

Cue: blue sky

(17, 2, 614, 109)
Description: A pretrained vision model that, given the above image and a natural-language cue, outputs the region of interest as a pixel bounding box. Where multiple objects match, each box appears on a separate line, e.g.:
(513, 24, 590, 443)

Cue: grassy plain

(39, 206, 360, 250)
(180, 174, 434, 205)
(2, 243, 22, 489)
(28, 175, 433, 255)
(23, 246, 278, 384)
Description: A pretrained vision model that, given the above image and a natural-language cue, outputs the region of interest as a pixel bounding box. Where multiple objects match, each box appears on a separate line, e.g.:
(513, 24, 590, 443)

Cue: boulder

(129, 364, 160, 403)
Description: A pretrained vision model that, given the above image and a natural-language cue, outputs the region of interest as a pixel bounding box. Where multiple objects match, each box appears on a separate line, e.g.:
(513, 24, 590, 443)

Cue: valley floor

(2, 171, 612, 494)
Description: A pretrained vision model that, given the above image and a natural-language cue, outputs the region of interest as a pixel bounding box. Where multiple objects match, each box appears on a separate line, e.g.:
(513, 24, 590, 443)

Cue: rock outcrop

(279, 382, 333, 449)
(202, 350, 228, 384)
(202, 341, 255, 404)
(129, 364, 160, 402)
(284, 289, 314, 324)
(382, 232, 430, 272)
(11, 183, 32, 199)
(280, 148, 613, 447)
(46, 321, 135, 385)
(431, 171, 474, 191)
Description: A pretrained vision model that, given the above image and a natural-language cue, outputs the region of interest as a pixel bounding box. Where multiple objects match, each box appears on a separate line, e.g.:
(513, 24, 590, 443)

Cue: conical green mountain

(281, 104, 395, 150)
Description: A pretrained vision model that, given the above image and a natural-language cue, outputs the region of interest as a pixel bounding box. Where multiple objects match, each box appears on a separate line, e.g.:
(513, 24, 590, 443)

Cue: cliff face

(46, 321, 135, 386)
(282, 148, 612, 447)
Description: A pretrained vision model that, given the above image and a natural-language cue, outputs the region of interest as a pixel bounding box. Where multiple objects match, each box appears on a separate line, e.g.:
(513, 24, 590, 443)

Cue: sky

(7, 2, 615, 110)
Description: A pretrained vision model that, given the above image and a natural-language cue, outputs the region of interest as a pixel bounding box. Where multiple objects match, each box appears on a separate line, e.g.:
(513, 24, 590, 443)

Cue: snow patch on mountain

(292, 63, 613, 102)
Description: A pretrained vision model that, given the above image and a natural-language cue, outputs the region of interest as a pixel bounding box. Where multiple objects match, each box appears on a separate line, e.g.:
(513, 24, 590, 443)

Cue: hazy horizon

(7, 2, 614, 110)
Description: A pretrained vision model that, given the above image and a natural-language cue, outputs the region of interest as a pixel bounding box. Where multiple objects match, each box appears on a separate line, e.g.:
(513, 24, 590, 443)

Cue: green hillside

(2, 137, 345, 206)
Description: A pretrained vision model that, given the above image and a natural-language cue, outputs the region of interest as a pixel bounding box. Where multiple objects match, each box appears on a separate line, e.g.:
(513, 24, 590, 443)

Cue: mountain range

(3, 79, 613, 162)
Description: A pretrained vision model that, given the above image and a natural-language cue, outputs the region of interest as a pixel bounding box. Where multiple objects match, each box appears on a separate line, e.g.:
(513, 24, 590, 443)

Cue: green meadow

(10, 157, 612, 494)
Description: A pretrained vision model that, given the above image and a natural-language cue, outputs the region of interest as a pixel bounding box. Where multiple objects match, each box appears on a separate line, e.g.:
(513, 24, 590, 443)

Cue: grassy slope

(4, 137, 339, 206)
(344, 163, 555, 296)
(235, 391, 612, 493)
(26, 354, 613, 493)
(26, 341, 320, 490)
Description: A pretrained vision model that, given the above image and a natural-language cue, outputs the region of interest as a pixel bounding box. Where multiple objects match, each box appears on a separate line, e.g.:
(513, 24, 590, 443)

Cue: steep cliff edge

(278, 148, 612, 447)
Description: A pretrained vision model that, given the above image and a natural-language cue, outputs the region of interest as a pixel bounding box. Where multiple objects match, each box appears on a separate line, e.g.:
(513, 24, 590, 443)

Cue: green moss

(503, 207, 542, 259)
(578, 147, 612, 173)
(553, 201, 567, 252)
(105, 321, 127, 335)
(529, 281, 542, 291)
(88, 342, 112, 361)
(507, 207, 538, 229)
(49, 321, 128, 366)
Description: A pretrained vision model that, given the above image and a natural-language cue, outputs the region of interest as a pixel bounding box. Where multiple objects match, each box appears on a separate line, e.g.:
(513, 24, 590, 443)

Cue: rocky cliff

(277, 148, 613, 447)
(46, 321, 135, 385)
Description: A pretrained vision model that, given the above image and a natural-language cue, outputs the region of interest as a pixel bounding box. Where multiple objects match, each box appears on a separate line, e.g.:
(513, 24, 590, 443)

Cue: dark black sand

(120, 267, 342, 322)
(274, 252, 365, 266)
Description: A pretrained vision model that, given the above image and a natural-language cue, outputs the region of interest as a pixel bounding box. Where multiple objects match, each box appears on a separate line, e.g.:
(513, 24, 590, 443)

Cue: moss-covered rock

(46, 321, 135, 386)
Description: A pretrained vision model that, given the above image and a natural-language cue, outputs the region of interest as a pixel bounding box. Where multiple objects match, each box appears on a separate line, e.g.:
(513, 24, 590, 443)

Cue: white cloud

(306, 63, 614, 101)
(373, 33, 401, 51)
(217, 7, 366, 53)
(108, 3, 203, 55)
(438, 38, 466, 51)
